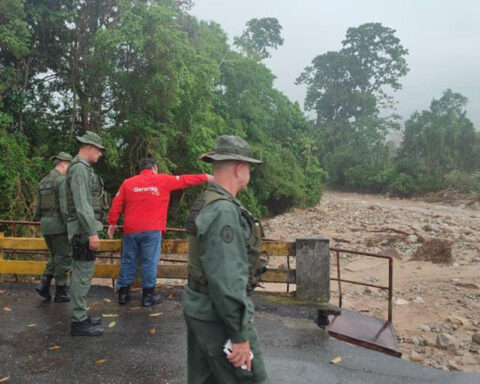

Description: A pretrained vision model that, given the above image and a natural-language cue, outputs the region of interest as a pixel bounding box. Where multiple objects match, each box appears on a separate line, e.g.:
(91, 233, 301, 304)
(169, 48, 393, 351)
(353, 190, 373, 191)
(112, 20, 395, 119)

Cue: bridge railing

(0, 219, 296, 285)
(0, 220, 393, 322)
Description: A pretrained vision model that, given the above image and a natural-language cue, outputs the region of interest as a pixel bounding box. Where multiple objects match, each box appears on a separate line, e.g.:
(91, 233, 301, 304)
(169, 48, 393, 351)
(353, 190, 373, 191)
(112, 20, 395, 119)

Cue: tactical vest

(66, 158, 108, 221)
(185, 189, 267, 295)
(38, 171, 62, 217)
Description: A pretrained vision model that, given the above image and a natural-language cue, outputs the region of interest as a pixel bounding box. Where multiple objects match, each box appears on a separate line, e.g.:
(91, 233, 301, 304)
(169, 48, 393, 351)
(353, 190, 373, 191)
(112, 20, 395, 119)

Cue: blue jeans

(117, 230, 162, 289)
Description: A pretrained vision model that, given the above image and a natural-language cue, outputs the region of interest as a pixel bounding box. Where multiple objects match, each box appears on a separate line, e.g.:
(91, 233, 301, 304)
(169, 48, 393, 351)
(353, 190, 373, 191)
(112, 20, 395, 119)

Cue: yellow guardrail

(0, 234, 296, 284)
(0, 236, 294, 255)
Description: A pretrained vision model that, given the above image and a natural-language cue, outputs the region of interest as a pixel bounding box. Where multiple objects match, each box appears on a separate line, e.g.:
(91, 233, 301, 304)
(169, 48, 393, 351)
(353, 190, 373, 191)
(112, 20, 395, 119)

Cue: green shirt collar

(73, 155, 91, 167)
(207, 182, 243, 207)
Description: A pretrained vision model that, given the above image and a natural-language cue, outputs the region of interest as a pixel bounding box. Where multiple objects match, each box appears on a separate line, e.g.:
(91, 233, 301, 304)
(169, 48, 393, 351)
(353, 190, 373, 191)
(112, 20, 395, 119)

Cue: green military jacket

(34, 169, 68, 235)
(183, 183, 254, 344)
(66, 155, 103, 241)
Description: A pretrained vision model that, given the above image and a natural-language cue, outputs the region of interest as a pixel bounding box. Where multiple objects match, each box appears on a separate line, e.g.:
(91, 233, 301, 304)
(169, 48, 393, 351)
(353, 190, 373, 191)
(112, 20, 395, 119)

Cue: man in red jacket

(107, 158, 212, 306)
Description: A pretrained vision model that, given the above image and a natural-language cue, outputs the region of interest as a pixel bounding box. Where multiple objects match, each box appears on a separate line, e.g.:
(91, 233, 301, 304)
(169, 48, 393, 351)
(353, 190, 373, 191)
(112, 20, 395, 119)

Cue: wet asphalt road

(1, 282, 479, 384)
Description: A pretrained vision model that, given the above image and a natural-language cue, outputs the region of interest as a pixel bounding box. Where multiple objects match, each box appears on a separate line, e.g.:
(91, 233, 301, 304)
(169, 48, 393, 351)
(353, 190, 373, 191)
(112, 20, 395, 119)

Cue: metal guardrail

(330, 247, 393, 323)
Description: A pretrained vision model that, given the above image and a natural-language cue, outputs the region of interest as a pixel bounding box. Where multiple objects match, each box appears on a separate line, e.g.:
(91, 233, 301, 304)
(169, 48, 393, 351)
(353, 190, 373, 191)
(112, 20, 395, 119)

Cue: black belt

(188, 279, 209, 295)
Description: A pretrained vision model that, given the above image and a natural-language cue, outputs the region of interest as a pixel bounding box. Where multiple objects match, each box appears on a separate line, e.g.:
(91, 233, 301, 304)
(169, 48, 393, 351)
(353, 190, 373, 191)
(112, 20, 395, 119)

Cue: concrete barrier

(296, 238, 330, 302)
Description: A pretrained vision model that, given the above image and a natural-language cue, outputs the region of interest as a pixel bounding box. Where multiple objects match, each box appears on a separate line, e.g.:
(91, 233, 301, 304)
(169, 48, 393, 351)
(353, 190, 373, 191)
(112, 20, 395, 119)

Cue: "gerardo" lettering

(133, 186, 158, 193)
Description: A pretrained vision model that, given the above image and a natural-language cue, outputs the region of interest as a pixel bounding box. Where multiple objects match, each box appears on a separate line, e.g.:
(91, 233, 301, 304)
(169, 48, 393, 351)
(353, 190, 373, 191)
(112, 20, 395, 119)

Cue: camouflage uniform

(66, 131, 107, 335)
(182, 136, 271, 384)
(34, 152, 72, 302)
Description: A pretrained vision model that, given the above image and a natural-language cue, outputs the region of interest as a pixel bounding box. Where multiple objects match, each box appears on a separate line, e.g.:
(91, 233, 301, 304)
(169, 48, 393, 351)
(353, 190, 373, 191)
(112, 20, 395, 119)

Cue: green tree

(296, 23, 408, 191)
(0, 0, 32, 132)
(234, 17, 283, 60)
(215, 50, 324, 214)
(398, 89, 479, 179)
(0, 0, 47, 221)
(297, 23, 408, 128)
(341, 23, 409, 103)
(0, 1, 325, 222)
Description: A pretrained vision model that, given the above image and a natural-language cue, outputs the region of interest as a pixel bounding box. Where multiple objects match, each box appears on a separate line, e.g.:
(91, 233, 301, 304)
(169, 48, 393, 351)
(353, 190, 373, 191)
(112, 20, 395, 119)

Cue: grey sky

(191, 0, 480, 129)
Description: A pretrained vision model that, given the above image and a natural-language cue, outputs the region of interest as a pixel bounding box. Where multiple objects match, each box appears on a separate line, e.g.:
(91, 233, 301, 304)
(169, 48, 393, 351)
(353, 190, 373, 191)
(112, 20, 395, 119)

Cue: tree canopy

(296, 22, 409, 191)
(297, 22, 478, 196)
(234, 17, 284, 61)
(0, 0, 323, 225)
(395, 90, 480, 193)
(1, 3, 478, 229)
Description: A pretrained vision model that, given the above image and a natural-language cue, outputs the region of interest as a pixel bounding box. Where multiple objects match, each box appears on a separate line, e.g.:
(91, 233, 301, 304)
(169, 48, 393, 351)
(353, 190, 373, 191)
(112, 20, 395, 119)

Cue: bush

(387, 172, 416, 196)
(444, 170, 480, 194)
(342, 164, 395, 193)
(415, 174, 444, 194)
(250, 144, 324, 215)
(0, 127, 48, 223)
(324, 150, 355, 187)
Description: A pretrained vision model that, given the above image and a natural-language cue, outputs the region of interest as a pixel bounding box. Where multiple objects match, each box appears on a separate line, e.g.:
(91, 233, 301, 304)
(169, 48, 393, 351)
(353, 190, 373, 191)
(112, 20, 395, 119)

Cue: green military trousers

(184, 314, 271, 384)
(43, 233, 72, 286)
(70, 259, 94, 322)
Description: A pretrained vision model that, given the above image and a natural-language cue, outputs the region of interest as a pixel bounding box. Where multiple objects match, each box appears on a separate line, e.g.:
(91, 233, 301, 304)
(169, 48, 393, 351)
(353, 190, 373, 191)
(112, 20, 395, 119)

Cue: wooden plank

(162, 239, 189, 254)
(0, 237, 294, 256)
(0, 260, 47, 275)
(0, 260, 186, 279)
(261, 268, 296, 284)
(0, 237, 47, 250)
(99, 239, 121, 252)
(0, 232, 4, 260)
(261, 241, 295, 256)
(0, 260, 295, 283)
(92, 264, 189, 279)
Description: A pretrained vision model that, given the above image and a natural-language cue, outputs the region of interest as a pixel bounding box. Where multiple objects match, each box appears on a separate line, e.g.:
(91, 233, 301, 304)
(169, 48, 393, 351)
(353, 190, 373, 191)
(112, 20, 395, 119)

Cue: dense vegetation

(1, 1, 479, 227)
(296, 22, 480, 197)
(0, 0, 323, 225)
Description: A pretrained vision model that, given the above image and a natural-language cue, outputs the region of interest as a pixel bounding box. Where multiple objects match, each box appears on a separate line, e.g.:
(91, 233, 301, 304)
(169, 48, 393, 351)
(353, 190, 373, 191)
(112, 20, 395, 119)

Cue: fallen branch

(351, 227, 425, 241)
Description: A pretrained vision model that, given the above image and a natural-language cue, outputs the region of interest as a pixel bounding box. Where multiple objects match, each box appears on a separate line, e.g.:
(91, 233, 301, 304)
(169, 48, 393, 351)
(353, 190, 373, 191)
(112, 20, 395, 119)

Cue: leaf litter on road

(96, 358, 106, 365)
(102, 314, 118, 318)
(48, 345, 61, 351)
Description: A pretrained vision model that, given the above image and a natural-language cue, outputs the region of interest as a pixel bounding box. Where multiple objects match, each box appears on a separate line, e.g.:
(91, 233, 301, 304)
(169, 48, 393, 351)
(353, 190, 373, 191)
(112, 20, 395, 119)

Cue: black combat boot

(70, 318, 104, 336)
(54, 285, 70, 303)
(141, 287, 162, 307)
(87, 316, 102, 325)
(35, 274, 53, 301)
(118, 285, 131, 305)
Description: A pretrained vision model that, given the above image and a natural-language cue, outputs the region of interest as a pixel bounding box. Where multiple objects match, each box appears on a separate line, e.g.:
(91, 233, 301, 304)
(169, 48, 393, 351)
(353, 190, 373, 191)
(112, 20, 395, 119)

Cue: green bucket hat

(75, 131, 106, 150)
(49, 151, 73, 162)
(199, 135, 262, 164)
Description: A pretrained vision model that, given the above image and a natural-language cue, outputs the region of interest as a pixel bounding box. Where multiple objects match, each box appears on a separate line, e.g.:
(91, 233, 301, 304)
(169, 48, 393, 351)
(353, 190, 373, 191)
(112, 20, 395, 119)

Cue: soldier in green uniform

(66, 131, 107, 336)
(34, 152, 73, 302)
(183, 135, 271, 384)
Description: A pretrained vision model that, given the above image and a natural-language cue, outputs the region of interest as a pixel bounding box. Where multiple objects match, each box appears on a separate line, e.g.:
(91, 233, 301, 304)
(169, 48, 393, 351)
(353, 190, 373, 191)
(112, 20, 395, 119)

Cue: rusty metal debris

(326, 247, 401, 357)
(328, 309, 402, 357)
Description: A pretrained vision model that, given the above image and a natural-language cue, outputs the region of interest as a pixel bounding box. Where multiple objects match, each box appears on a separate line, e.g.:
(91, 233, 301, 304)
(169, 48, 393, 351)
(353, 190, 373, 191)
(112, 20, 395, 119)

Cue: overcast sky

(191, 0, 480, 129)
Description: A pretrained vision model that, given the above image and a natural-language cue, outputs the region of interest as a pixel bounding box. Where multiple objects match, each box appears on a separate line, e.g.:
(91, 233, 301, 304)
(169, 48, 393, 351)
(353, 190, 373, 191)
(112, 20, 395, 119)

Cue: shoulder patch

(221, 225, 234, 243)
(74, 173, 84, 185)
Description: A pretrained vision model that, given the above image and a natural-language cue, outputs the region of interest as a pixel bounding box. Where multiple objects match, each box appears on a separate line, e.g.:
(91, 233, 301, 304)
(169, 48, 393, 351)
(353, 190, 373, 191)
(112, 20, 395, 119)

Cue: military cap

(49, 151, 73, 162)
(199, 135, 262, 164)
(75, 131, 106, 150)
